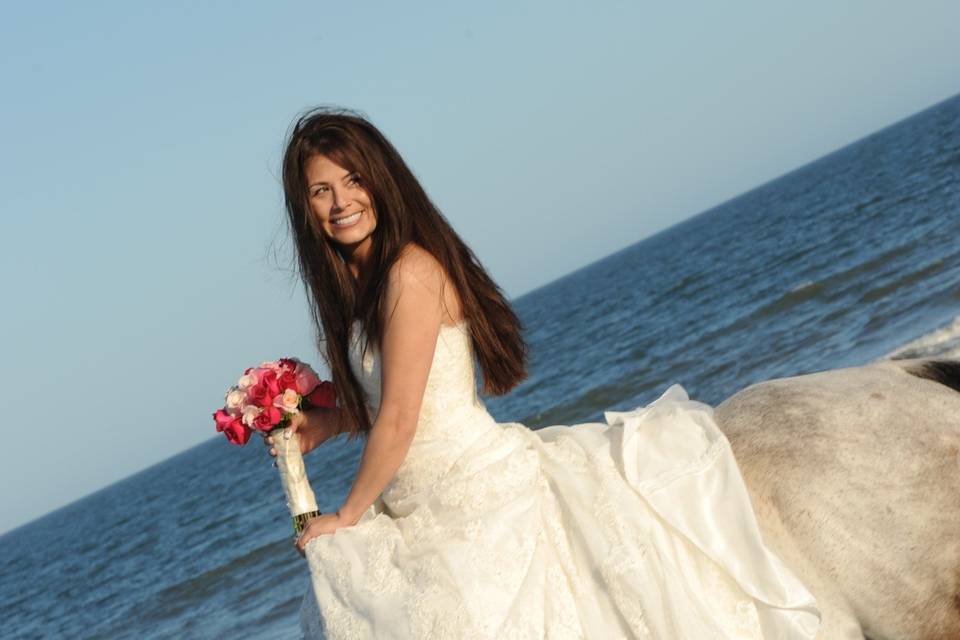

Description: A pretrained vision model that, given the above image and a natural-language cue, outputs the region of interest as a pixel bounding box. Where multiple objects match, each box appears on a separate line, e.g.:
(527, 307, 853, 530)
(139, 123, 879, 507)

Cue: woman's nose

(331, 186, 351, 212)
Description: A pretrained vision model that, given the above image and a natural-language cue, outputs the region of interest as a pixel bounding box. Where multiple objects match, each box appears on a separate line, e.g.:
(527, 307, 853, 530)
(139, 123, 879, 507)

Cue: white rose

(237, 373, 257, 389)
(274, 388, 301, 414)
(225, 387, 246, 412)
(241, 405, 261, 427)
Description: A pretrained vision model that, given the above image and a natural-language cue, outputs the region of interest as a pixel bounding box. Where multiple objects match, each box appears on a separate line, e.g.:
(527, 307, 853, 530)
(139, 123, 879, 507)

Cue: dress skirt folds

(298, 322, 820, 639)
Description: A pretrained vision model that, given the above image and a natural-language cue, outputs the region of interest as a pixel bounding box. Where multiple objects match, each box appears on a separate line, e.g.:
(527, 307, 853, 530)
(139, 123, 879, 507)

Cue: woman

(266, 107, 820, 639)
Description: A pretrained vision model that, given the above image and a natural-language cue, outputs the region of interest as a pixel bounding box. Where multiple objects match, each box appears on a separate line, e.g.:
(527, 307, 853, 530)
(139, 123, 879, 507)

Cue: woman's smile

(330, 209, 364, 227)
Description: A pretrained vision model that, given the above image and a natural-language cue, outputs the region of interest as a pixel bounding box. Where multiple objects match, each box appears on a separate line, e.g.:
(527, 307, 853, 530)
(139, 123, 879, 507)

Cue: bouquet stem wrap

(214, 359, 336, 534)
(273, 426, 321, 534)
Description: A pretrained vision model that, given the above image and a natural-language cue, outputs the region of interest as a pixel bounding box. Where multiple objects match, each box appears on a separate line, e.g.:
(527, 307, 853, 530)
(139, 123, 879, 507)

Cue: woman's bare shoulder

(388, 243, 463, 323)
(390, 243, 445, 288)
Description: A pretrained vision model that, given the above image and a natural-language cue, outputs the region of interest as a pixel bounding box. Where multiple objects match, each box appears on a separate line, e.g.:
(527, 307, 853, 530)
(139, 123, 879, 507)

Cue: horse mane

(902, 359, 960, 393)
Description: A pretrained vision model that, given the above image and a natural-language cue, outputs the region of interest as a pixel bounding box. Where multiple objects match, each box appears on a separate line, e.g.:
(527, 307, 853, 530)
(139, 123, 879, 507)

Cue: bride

(265, 107, 821, 639)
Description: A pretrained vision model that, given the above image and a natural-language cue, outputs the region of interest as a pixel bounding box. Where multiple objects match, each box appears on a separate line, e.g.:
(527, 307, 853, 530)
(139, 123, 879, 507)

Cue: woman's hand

(293, 511, 356, 557)
(262, 406, 336, 458)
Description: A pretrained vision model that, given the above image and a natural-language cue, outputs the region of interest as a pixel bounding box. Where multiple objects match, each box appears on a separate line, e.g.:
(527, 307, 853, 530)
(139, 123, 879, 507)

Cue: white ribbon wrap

(274, 427, 320, 529)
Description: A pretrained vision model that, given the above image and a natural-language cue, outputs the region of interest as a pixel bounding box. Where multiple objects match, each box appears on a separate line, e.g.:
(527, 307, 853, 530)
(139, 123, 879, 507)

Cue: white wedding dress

(299, 321, 820, 639)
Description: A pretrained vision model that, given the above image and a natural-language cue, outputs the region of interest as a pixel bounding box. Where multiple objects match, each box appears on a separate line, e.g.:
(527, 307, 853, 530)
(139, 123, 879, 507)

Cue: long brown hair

(281, 106, 527, 436)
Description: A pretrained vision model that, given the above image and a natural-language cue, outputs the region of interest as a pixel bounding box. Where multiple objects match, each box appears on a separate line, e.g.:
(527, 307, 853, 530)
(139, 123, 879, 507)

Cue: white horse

(716, 358, 960, 640)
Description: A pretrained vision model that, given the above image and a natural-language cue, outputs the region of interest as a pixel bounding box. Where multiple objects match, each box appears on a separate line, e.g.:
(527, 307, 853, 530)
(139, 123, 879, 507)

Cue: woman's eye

(348, 174, 361, 186)
(311, 186, 329, 196)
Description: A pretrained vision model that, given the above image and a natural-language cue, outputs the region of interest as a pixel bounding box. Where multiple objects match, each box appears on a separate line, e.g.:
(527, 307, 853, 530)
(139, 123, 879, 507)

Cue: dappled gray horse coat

(717, 359, 960, 640)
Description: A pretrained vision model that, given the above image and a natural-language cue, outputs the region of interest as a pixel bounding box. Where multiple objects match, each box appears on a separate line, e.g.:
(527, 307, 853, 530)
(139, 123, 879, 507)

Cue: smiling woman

(270, 106, 820, 639)
(304, 156, 377, 271)
(278, 107, 528, 446)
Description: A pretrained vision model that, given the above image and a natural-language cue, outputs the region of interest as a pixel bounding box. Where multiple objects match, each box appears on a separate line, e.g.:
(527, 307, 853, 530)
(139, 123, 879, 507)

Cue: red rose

(214, 410, 252, 445)
(278, 357, 298, 372)
(254, 405, 282, 431)
(261, 369, 281, 398)
(278, 370, 297, 392)
(247, 383, 271, 408)
(307, 380, 337, 408)
(223, 418, 253, 445)
(213, 408, 234, 432)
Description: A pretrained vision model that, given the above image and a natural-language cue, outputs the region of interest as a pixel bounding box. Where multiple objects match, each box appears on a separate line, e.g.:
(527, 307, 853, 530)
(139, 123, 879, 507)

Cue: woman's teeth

(332, 211, 362, 226)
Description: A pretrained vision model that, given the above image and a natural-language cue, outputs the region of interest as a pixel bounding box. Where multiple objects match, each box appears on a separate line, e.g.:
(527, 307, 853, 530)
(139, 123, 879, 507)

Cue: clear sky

(1, 1, 958, 534)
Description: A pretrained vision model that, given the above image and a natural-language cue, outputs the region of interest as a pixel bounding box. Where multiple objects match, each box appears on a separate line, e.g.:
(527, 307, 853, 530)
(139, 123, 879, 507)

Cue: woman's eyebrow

(308, 172, 354, 189)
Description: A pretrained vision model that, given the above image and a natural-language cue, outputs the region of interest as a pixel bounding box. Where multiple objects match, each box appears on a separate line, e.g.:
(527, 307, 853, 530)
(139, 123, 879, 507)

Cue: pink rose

(294, 363, 321, 396)
(260, 369, 281, 398)
(253, 405, 282, 431)
(274, 388, 301, 413)
(307, 380, 337, 408)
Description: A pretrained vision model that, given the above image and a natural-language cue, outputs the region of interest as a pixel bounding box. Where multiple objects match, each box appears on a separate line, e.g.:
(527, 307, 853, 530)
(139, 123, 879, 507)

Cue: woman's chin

(329, 227, 376, 257)
(327, 213, 375, 244)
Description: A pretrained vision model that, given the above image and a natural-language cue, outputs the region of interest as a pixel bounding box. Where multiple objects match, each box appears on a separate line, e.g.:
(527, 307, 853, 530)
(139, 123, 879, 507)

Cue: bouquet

(213, 357, 336, 534)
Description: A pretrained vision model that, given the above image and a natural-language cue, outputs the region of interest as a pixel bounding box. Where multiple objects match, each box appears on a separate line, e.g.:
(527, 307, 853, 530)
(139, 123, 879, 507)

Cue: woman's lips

(331, 210, 363, 227)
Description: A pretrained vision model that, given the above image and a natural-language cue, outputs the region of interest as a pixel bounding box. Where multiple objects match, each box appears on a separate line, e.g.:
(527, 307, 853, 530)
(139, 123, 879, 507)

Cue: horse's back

(716, 360, 960, 640)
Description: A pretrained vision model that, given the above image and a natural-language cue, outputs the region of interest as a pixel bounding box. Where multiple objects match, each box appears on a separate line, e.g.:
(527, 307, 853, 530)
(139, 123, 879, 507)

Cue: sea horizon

(3, 91, 959, 540)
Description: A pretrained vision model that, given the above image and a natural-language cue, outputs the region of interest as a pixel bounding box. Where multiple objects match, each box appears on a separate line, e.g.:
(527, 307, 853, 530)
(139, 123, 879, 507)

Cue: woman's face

(304, 153, 377, 262)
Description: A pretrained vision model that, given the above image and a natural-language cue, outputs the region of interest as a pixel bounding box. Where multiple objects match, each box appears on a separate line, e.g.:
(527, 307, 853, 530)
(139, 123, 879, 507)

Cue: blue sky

(1, 1, 958, 534)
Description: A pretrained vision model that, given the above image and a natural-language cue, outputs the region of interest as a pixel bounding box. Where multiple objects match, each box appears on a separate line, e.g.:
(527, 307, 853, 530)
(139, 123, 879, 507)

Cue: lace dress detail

(298, 322, 820, 639)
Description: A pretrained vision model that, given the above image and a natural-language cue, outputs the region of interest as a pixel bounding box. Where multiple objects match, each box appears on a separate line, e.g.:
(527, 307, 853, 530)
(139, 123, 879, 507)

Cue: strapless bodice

(350, 321, 501, 514)
(302, 323, 821, 639)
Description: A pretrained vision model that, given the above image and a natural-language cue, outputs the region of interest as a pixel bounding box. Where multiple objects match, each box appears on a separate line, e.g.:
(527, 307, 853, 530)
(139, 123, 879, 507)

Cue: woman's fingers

(259, 418, 307, 461)
(261, 434, 277, 456)
(258, 433, 278, 458)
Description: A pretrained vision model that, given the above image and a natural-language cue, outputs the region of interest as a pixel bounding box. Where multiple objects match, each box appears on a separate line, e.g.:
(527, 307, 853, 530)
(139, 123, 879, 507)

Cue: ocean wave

(884, 315, 960, 360)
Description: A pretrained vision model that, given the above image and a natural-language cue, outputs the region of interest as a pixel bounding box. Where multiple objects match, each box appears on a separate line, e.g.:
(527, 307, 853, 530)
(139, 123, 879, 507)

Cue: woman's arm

(339, 246, 445, 522)
(294, 246, 445, 553)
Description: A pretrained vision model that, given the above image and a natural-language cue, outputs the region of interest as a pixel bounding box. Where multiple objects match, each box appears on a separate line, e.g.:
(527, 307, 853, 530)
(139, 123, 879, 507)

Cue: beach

(2, 92, 958, 640)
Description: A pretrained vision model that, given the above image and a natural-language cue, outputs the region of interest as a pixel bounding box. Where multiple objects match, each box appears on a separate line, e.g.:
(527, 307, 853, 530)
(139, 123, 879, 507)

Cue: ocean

(2, 92, 958, 639)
